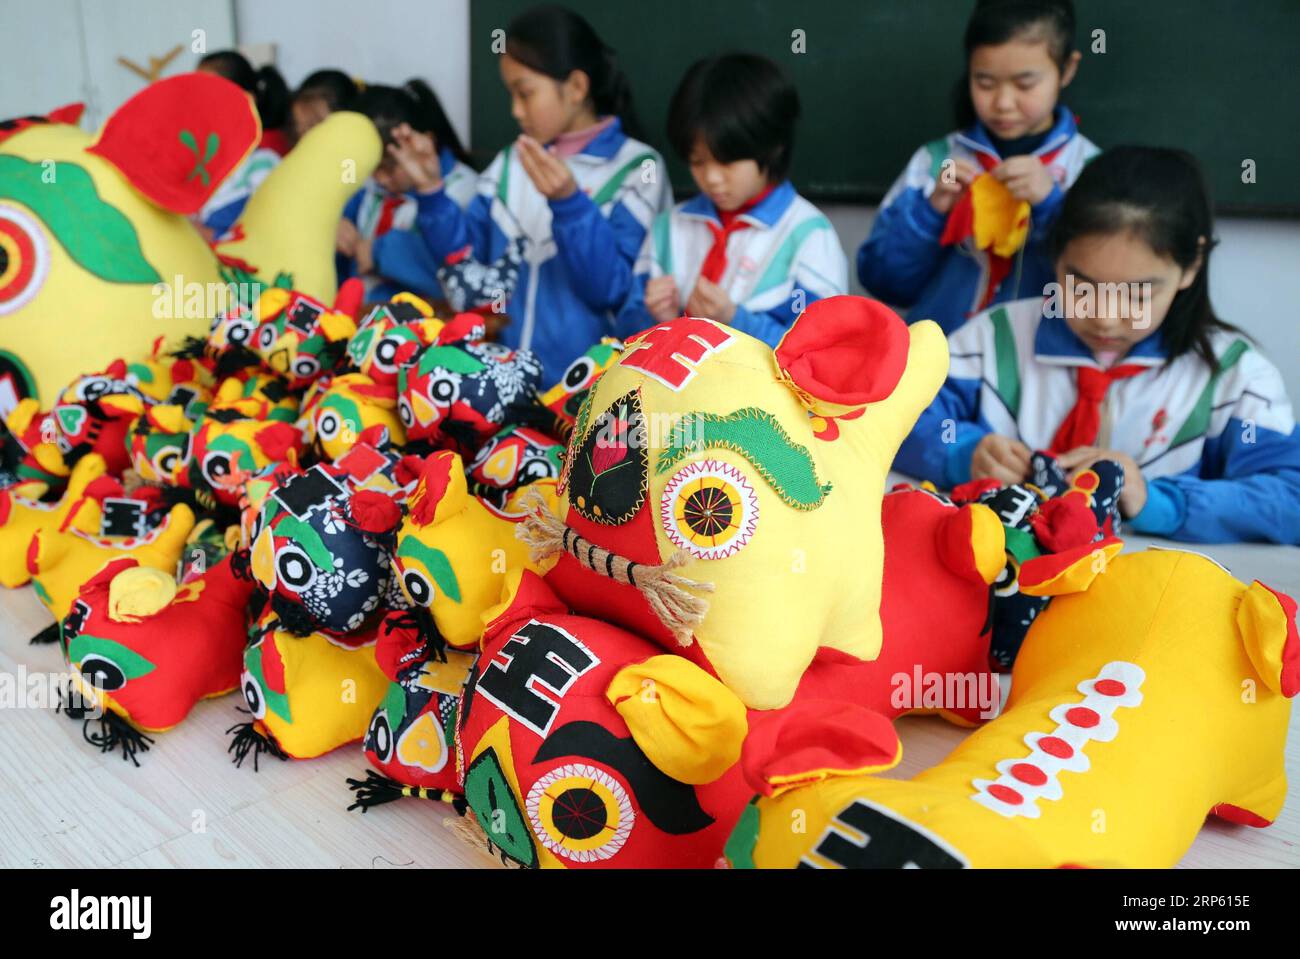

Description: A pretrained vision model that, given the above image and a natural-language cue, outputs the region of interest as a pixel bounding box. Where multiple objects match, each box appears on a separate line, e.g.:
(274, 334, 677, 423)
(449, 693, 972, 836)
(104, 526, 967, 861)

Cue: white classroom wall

(233, 0, 472, 145)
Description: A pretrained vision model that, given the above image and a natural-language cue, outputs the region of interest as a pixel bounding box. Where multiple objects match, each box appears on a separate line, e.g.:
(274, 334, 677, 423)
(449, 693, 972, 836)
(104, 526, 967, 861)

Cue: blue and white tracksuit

(894, 297, 1300, 545)
(617, 181, 848, 347)
(337, 148, 478, 303)
(411, 118, 673, 382)
(857, 107, 1099, 335)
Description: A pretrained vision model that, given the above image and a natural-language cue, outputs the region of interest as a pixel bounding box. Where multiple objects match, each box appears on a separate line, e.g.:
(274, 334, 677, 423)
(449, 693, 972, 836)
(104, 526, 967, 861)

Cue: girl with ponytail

(387, 4, 672, 380)
(338, 79, 478, 303)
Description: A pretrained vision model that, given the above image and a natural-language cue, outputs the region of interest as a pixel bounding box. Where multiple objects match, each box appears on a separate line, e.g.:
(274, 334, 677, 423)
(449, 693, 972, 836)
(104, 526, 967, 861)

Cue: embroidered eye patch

(660, 459, 759, 560)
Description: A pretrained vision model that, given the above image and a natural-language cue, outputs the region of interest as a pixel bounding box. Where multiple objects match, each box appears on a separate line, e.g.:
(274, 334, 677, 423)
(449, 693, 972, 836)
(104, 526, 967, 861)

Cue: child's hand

(337, 219, 361, 256)
(991, 157, 1056, 206)
(389, 123, 442, 193)
(644, 275, 681, 324)
(354, 237, 375, 276)
(516, 135, 578, 200)
(686, 277, 736, 324)
(970, 433, 1033, 486)
(1056, 447, 1148, 518)
(929, 158, 980, 214)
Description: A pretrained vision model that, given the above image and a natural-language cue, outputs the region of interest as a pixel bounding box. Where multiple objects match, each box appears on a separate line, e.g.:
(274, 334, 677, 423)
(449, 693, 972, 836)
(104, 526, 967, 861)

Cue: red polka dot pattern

(1065, 706, 1100, 728)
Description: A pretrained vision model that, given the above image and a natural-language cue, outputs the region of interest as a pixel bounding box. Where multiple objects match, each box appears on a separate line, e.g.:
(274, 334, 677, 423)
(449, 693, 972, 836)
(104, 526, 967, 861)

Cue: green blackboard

(469, 0, 1299, 215)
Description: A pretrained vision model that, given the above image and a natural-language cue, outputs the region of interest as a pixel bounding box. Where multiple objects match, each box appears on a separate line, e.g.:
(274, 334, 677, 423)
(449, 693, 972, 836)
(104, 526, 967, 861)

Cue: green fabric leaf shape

(418, 345, 486, 376)
(656, 407, 832, 510)
(0, 155, 161, 284)
(247, 643, 292, 723)
(380, 682, 407, 733)
(68, 634, 156, 682)
(274, 515, 336, 573)
(397, 538, 463, 604)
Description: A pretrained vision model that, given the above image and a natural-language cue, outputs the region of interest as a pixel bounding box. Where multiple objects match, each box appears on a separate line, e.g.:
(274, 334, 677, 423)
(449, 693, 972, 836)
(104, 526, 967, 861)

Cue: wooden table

(1, 533, 1297, 868)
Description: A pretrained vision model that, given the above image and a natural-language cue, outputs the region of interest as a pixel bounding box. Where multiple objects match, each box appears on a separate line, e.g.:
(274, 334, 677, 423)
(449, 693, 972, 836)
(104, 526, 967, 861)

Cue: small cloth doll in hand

(952, 451, 1125, 669)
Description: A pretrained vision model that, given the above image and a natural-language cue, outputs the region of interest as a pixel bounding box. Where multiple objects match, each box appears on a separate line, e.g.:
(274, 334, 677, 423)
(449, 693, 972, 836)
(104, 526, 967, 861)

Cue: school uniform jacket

(412, 119, 672, 381)
(857, 107, 1099, 334)
(894, 296, 1300, 544)
(338, 148, 478, 302)
(617, 180, 849, 347)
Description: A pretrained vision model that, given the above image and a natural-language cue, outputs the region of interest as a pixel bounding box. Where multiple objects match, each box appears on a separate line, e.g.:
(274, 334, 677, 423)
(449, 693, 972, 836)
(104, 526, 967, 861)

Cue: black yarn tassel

(83, 711, 155, 766)
(226, 721, 289, 771)
(56, 683, 154, 766)
(345, 769, 467, 814)
(345, 770, 406, 812)
(381, 608, 449, 662)
(269, 592, 321, 637)
(169, 336, 209, 360)
(29, 621, 61, 645)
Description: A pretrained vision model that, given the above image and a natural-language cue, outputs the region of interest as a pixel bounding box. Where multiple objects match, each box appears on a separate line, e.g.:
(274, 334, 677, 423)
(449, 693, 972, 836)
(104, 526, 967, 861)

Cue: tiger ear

(1237, 581, 1300, 698)
(436, 313, 486, 345)
(1019, 538, 1124, 597)
(741, 701, 902, 798)
(936, 503, 1006, 585)
(391, 292, 435, 318)
(349, 491, 403, 537)
(607, 656, 748, 785)
(85, 73, 260, 214)
(319, 310, 357, 343)
(99, 393, 145, 420)
(774, 296, 910, 417)
(332, 277, 365, 320)
(407, 451, 467, 527)
(146, 404, 194, 434)
(253, 422, 301, 462)
(256, 287, 293, 322)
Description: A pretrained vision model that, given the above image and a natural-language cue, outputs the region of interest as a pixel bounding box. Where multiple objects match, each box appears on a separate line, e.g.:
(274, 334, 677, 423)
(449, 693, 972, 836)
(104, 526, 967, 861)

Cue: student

(338, 80, 478, 303)
(291, 69, 359, 144)
(858, 0, 1097, 334)
(195, 51, 292, 241)
(618, 53, 847, 346)
(387, 4, 672, 381)
(894, 147, 1300, 545)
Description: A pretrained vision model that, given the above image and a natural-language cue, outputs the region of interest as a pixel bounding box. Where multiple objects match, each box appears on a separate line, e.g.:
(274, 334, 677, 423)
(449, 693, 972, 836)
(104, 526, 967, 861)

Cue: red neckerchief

(1049, 363, 1149, 454)
(941, 142, 1067, 312)
(699, 184, 776, 284)
(258, 127, 292, 158)
(373, 193, 405, 238)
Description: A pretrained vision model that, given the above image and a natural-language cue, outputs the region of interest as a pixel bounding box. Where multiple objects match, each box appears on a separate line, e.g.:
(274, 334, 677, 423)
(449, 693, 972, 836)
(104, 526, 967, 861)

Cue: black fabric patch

(100, 498, 148, 538)
(272, 465, 345, 517)
(798, 800, 966, 869)
(476, 622, 595, 736)
(286, 298, 323, 334)
(565, 390, 648, 526)
(388, 301, 427, 324)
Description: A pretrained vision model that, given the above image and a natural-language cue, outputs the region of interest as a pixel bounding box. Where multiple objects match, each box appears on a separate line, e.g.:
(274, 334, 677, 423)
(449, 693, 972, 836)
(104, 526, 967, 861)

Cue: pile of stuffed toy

(1, 74, 1296, 870)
